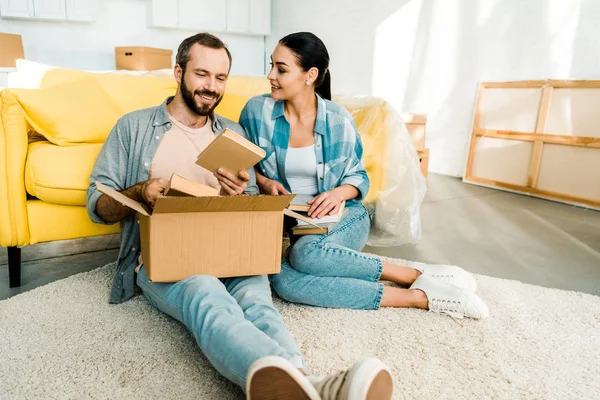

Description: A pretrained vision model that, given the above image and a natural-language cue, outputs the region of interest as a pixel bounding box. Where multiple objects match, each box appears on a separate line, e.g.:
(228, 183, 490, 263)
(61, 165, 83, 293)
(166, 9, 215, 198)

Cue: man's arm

(95, 178, 168, 223)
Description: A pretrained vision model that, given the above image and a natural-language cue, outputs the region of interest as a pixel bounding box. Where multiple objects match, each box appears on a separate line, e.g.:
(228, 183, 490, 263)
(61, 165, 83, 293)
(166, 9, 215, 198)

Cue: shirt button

(320, 177, 323, 180)
(131, 247, 136, 251)
(144, 162, 149, 167)
(155, 136, 160, 140)
(317, 144, 321, 148)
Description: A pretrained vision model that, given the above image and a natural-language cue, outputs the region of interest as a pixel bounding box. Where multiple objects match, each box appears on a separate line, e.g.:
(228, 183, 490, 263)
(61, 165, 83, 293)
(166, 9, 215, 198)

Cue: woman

(240, 32, 488, 319)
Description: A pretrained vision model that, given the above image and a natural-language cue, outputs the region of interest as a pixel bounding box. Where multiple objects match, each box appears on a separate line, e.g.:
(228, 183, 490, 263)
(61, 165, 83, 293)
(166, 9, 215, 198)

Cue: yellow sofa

(0, 67, 425, 287)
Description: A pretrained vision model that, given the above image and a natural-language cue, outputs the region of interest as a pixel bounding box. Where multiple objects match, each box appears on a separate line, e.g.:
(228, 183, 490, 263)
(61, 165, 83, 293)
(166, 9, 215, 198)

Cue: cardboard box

(115, 46, 172, 71)
(96, 182, 294, 282)
(418, 148, 430, 180)
(401, 113, 427, 152)
(0, 33, 24, 68)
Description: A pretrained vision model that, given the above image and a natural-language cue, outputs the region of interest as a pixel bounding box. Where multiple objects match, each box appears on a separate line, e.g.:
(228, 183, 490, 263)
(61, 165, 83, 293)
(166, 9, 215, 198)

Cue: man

(87, 33, 393, 400)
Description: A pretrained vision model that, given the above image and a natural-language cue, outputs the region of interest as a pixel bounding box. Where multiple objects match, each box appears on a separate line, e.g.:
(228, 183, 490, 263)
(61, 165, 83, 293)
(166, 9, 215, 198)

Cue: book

(195, 128, 266, 174)
(287, 194, 313, 212)
(290, 201, 346, 235)
(164, 173, 220, 197)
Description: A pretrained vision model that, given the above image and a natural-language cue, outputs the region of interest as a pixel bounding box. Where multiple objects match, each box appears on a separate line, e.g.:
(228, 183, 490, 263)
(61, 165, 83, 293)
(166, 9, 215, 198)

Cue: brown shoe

(246, 356, 321, 400)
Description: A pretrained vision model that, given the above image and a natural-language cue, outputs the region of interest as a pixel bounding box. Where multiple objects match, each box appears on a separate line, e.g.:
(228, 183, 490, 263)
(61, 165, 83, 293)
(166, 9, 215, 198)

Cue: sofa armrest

(0, 90, 30, 247)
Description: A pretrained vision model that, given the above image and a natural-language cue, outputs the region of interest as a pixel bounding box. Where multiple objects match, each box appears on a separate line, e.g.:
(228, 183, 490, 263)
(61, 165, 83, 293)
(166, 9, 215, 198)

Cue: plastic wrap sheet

(335, 95, 427, 246)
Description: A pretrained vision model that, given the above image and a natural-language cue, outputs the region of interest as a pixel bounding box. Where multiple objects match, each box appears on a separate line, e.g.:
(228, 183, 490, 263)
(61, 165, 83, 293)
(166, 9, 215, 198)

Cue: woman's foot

(410, 275, 489, 319)
(405, 261, 477, 292)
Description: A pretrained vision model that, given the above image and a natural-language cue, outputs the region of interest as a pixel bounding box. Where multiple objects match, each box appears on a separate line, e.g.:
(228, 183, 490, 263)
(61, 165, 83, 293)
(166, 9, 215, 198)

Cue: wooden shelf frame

(464, 79, 600, 209)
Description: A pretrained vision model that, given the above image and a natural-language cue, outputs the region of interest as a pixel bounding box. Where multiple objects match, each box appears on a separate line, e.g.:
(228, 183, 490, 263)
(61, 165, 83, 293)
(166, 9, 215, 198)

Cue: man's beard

(180, 72, 224, 116)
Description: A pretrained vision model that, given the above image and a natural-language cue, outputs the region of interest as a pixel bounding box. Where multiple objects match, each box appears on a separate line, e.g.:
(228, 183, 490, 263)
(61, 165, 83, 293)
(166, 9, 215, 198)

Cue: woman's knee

(270, 267, 305, 304)
(289, 241, 322, 275)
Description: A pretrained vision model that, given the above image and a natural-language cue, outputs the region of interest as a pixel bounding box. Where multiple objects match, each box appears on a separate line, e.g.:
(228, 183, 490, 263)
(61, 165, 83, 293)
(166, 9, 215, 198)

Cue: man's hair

(176, 32, 232, 72)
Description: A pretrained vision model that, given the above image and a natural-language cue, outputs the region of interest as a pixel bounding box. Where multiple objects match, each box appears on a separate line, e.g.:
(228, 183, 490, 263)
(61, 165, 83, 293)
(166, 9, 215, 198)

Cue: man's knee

(181, 274, 223, 298)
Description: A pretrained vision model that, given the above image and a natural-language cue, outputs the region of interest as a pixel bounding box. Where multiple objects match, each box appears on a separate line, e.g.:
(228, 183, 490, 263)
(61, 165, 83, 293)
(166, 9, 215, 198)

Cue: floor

(1, 174, 599, 300)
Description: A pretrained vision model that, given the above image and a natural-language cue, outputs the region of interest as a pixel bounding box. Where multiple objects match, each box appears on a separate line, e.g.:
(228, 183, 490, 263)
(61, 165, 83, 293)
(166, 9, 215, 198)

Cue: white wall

(0, 0, 266, 75)
(269, 0, 600, 177)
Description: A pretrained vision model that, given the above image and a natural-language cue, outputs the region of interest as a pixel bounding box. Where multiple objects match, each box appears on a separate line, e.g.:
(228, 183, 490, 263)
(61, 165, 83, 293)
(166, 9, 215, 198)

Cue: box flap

(153, 194, 295, 214)
(96, 181, 151, 216)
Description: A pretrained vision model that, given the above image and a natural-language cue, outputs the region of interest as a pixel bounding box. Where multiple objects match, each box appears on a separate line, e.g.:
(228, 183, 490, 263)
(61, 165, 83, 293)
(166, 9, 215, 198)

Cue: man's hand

(308, 188, 345, 219)
(141, 178, 169, 208)
(95, 178, 168, 222)
(215, 169, 250, 196)
(262, 178, 290, 196)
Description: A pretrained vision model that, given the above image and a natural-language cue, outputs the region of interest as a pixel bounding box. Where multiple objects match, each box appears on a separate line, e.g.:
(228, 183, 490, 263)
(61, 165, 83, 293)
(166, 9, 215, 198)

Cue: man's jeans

(137, 268, 304, 389)
(272, 201, 385, 310)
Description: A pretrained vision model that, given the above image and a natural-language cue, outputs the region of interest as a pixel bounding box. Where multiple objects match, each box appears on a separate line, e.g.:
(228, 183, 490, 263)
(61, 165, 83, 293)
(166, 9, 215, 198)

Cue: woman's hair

(279, 32, 331, 100)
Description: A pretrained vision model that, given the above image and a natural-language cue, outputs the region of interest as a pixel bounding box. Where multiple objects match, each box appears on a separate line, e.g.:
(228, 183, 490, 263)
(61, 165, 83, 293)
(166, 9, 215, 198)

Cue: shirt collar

(271, 94, 328, 136)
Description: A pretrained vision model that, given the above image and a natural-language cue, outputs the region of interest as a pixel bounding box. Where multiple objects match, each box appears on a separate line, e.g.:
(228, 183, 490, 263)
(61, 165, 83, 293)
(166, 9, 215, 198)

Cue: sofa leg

(8, 247, 21, 288)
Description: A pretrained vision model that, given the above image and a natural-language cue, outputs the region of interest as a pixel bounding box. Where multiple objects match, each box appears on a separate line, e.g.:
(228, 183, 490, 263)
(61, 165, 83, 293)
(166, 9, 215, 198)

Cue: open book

(195, 128, 266, 174)
(164, 173, 219, 197)
(291, 201, 346, 235)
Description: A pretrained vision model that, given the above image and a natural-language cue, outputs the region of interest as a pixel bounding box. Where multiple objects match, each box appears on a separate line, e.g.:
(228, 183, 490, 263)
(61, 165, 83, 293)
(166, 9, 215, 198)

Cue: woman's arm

(255, 168, 290, 195)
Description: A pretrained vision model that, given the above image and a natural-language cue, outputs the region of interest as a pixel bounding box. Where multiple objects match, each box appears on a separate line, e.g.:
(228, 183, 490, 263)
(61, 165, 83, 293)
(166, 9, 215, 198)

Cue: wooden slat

(527, 85, 553, 187)
(474, 129, 600, 148)
(465, 83, 485, 180)
(482, 81, 547, 89)
(482, 80, 600, 89)
(465, 79, 600, 209)
(547, 80, 600, 88)
(465, 176, 600, 209)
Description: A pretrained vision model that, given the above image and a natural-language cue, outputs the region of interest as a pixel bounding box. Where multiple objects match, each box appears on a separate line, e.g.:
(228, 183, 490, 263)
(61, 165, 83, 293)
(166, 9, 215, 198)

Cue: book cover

(195, 128, 266, 174)
(164, 173, 219, 197)
(287, 194, 313, 212)
(291, 202, 346, 235)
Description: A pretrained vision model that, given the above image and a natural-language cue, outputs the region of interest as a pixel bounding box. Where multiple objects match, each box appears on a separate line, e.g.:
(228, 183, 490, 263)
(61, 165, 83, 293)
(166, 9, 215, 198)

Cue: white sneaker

(246, 356, 320, 400)
(407, 260, 477, 292)
(307, 357, 393, 400)
(410, 275, 489, 319)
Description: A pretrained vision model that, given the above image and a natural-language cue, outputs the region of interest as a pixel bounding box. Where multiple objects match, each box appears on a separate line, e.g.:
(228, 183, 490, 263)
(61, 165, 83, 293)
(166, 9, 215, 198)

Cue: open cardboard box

(96, 182, 297, 282)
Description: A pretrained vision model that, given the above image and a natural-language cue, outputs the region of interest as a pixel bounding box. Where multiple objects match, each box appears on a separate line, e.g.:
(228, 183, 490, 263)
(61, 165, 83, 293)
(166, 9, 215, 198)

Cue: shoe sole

(347, 358, 394, 400)
(367, 369, 394, 400)
(246, 357, 320, 400)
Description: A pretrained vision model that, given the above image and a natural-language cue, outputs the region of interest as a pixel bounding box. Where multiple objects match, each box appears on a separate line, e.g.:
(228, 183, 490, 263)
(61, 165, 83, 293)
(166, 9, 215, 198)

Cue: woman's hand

(308, 188, 345, 218)
(262, 178, 290, 195)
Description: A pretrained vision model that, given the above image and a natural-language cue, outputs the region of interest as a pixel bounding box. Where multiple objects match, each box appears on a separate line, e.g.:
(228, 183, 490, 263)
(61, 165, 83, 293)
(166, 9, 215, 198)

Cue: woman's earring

(305, 80, 311, 85)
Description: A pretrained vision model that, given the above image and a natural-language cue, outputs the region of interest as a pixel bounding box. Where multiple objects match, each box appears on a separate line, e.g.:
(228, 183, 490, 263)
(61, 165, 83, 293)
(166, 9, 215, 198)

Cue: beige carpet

(1, 260, 599, 399)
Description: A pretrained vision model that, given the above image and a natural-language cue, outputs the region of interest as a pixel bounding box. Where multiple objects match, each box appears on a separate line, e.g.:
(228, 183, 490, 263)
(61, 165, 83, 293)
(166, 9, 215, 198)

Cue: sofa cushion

(26, 141, 102, 206)
(10, 78, 123, 145)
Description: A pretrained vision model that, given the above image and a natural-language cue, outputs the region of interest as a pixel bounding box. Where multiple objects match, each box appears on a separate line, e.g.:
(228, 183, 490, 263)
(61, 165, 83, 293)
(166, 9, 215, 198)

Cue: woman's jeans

(271, 201, 384, 310)
(136, 267, 304, 390)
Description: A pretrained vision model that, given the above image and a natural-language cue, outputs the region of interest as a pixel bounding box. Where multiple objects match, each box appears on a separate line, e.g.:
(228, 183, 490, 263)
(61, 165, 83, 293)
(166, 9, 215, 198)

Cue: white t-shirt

(285, 144, 318, 196)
